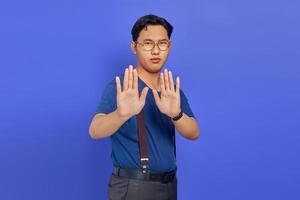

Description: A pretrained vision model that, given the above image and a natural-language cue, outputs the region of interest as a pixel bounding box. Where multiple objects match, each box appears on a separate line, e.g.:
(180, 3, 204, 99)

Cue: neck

(136, 64, 161, 92)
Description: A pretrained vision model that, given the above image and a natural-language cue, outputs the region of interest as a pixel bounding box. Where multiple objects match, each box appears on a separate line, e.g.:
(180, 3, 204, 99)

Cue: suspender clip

(141, 158, 149, 174)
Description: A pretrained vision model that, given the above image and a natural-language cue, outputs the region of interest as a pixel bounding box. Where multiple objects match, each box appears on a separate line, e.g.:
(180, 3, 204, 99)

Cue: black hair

(131, 14, 173, 41)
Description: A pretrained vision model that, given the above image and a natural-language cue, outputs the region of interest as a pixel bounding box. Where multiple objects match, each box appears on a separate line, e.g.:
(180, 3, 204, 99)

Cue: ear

(131, 41, 137, 54)
(169, 40, 173, 49)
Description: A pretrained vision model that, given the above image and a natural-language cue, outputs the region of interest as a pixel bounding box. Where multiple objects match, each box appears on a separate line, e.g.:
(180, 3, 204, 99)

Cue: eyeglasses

(135, 39, 171, 51)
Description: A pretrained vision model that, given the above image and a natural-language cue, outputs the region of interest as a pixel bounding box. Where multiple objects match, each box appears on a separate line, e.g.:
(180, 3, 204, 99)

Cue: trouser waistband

(113, 166, 177, 184)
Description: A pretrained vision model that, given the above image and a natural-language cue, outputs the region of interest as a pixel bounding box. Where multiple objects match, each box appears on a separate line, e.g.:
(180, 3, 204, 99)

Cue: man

(89, 14, 200, 200)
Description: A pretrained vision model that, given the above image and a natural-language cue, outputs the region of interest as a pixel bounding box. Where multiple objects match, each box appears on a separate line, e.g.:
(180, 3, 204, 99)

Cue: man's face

(131, 25, 172, 74)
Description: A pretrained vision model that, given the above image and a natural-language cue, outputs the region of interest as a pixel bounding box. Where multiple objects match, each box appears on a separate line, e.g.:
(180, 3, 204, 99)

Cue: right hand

(115, 65, 149, 120)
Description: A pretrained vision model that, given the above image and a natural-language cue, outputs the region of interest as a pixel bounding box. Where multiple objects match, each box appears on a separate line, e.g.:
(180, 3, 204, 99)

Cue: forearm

(172, 113, 200, 140)
(89, 109, 129, 139)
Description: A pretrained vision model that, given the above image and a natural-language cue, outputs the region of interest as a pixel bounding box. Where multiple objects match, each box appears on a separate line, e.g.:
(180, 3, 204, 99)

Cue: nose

(151, 43, 160, 55)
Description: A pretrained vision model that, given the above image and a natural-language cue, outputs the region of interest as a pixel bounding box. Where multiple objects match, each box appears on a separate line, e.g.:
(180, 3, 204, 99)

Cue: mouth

(150, 58, 161, 64)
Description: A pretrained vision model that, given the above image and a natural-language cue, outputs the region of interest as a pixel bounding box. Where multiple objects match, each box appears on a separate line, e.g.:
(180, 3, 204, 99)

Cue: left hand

(152, 69, 181, 118)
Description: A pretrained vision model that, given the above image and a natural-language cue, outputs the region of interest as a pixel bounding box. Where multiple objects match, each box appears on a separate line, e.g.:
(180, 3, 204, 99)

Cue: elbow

(187, 118, 201, 140)
(187, 130, 200, 140)
(89, 122, 107, 140)
(187, 123, 201, 140)
(88, 127, 96, 140)
(88, 123, 99, 140)
(88, 114, 108, 140)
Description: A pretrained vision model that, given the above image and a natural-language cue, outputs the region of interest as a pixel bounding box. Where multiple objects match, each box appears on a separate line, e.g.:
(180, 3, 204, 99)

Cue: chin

(146, 62, 165, 73)
(146, 65, 163, 73)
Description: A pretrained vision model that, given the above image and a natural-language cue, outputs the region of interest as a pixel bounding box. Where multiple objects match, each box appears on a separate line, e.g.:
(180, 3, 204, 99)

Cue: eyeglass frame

(134, 39, 172, 51)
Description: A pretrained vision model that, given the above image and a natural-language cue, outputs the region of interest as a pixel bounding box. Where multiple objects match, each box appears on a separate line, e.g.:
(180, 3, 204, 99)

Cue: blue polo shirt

(95, 76, 195, 172)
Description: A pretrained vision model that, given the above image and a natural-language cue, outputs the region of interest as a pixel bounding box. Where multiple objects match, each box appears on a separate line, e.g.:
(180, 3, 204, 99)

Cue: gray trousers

(108, 173, 177, 200)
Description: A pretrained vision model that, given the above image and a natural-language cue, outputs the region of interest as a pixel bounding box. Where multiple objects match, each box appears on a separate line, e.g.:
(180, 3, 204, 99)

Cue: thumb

(152, 89, 160, 106)
(139, 87, 149, 103)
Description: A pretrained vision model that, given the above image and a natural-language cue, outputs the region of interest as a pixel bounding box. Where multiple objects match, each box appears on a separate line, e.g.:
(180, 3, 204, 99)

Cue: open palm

(152, 69, 181, 118)
(115, 65, 149, 119)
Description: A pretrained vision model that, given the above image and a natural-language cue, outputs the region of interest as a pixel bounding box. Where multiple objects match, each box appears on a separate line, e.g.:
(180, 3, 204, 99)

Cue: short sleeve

(180, 89, 196, 118)
(95, 79, 117, 115)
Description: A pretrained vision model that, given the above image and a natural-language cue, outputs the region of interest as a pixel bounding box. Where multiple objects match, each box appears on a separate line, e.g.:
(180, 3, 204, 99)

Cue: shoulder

(103, 78, 116, 91)
(105, 75, 126, 88)
(179, 88, 188, 99)
(99, 77, 117, 99)
(107, 77, 116, 87)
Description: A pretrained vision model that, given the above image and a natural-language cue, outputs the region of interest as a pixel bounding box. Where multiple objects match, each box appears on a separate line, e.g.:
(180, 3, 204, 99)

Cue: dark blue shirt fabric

(96, 76, 195, 172)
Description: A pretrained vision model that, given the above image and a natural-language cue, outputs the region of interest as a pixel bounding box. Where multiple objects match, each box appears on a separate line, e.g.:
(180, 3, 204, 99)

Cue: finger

(133, 68, 138, 90)
(139, 87, 149, 103)
(168, 70, 175, 92)
(160, 72, 166, 93)
(164, 69, 170, 91)
(128, 65, 133, 89)
(123, 68, 129, 91)
(175, 76, 180, 94)
(152, 89, 161, 106)
(116, 76, 122, 95)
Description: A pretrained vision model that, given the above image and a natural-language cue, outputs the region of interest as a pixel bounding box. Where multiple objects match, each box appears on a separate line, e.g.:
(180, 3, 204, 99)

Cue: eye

(159, 41, 168, 45)
(144, 41, 152, 45)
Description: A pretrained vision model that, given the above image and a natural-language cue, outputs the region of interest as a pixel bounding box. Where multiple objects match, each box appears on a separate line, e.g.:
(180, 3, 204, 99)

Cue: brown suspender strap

(137, 109, 149, 173)
(137, 108, 177, 173)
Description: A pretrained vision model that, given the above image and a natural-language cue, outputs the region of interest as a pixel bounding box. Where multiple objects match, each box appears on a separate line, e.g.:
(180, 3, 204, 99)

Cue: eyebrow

(143, 38, 169, 42)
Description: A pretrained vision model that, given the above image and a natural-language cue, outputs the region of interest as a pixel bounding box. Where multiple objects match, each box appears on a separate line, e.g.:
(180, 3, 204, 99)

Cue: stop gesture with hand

(152, 69, 181, 118)
(115, 65, 149, 120)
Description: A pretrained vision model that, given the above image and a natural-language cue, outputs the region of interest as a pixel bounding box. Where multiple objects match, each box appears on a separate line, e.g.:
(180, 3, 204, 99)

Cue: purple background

(0, 0, 299, 199)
